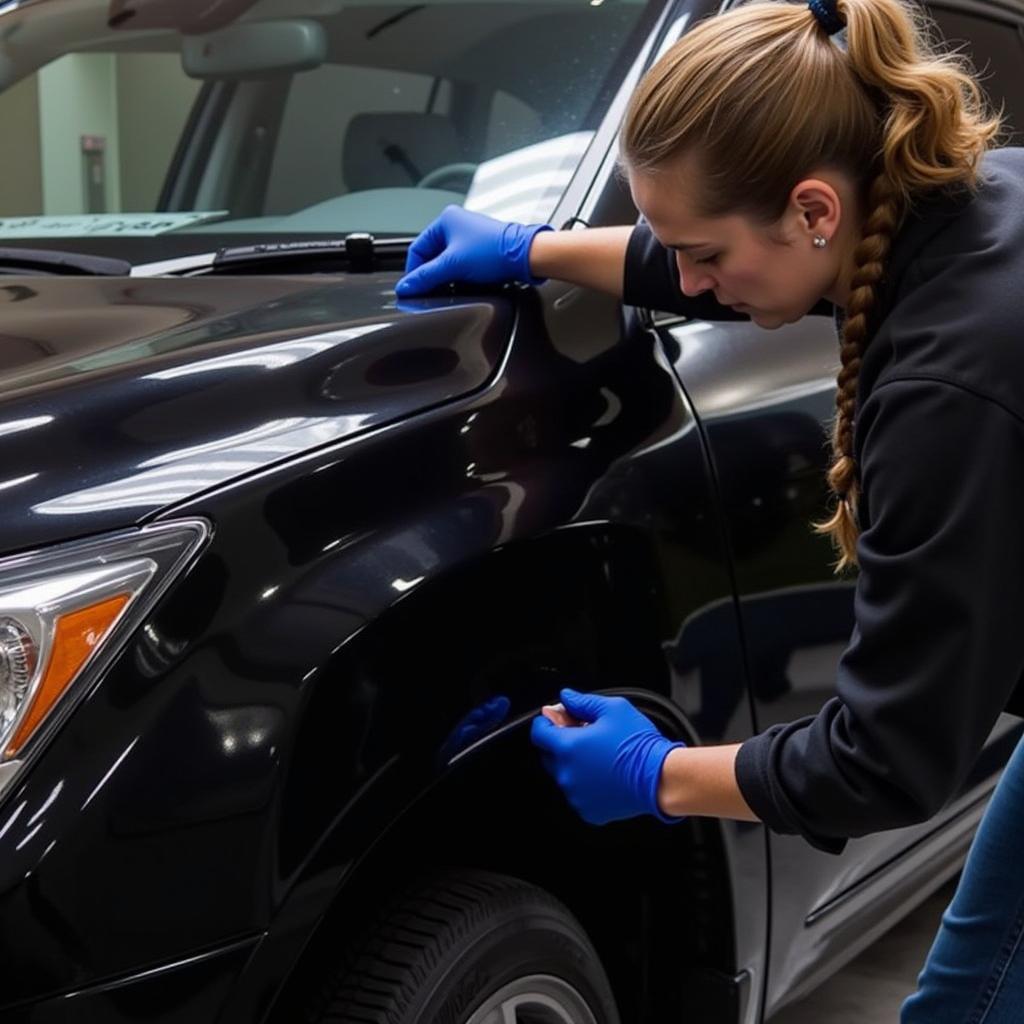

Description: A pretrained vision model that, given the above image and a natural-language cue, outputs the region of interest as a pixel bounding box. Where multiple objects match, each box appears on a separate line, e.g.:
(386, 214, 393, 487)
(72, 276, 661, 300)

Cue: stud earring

(813, 234, 828, 248)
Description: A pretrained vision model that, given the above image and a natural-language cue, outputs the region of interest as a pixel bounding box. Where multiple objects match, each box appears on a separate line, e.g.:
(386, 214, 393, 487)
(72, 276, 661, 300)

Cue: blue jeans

(901, 729, 1024, 1023)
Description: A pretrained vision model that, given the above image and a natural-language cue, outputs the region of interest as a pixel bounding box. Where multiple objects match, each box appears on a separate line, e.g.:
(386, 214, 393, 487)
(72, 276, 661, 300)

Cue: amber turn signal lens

(5, 593, 130, 758)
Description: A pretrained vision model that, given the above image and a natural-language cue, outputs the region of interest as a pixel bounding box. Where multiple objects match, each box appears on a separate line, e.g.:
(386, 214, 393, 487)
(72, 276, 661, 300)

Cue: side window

(930, 7, 1024, 144)
(0, 52, 200, 218)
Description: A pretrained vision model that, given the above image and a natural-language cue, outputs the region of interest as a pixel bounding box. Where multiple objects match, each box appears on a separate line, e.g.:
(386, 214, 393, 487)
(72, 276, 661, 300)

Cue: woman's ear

(789, 176, 843, 242)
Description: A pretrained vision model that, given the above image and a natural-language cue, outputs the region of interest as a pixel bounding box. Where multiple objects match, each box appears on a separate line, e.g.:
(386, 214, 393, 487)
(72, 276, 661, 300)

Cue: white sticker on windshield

(0, 212, 230, 237)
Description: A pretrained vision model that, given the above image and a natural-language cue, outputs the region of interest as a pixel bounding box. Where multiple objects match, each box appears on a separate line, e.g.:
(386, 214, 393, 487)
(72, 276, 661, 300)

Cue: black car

(0, 0, 1022, 1021)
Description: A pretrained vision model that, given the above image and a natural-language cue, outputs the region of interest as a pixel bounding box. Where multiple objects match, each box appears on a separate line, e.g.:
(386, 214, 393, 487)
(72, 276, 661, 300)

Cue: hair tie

(808, 0, 845, 36)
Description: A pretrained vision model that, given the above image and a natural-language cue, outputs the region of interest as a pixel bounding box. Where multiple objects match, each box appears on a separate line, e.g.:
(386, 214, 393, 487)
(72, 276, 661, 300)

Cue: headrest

(342, 113, 467, 191)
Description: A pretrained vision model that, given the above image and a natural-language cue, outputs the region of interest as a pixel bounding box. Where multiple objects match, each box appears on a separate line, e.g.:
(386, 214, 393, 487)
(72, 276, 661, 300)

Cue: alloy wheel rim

(464, 973, 600, 1024)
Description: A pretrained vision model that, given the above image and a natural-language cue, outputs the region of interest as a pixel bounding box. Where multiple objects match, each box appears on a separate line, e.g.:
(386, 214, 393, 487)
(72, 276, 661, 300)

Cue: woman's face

(628, 153, 855, 328)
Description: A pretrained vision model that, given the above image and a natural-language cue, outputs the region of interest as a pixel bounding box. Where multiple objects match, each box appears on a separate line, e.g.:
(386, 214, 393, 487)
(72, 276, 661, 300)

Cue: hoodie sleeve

(735, 378, 1024, 854)
(622, 222, 834, 319)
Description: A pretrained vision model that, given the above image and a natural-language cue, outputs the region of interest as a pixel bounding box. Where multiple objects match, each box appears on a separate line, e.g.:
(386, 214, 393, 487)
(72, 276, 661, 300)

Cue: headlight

(0, 519, 209, 800)
(1, 618, 38, 740)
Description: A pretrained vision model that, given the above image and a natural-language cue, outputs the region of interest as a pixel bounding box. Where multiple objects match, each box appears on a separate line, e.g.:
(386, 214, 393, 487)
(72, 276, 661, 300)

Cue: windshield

(0, 0, 657, 259)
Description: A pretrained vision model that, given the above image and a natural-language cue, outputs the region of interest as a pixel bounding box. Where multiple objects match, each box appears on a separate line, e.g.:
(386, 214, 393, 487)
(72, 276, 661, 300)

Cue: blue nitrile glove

(396, 205, 553, 297)
(530, 688, 687, 826)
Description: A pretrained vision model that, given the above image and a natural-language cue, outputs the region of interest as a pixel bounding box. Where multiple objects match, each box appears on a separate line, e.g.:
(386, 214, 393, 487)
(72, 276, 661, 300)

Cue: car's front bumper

(0, 935, 259, 1023)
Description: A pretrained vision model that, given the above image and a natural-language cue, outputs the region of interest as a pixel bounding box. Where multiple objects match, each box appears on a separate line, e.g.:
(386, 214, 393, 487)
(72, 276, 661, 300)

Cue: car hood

(0, 274, 514, 554)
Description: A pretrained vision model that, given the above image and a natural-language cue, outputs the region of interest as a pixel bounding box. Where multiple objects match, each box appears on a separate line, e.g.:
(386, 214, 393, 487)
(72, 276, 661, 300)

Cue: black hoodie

(623, 146, 1024, 854)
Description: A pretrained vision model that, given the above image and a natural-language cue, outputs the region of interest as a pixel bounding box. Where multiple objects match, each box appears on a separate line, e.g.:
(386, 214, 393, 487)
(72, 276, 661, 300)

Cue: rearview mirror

(181, 19, 327, 78)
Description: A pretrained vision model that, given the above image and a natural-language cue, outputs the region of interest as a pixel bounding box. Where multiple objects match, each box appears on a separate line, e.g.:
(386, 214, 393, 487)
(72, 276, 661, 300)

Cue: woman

(396, 0, 1024, 1019)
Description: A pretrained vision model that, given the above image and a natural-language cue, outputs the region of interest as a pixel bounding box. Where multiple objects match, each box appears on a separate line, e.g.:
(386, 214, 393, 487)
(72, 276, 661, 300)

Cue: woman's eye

(694, 253, 719, 265)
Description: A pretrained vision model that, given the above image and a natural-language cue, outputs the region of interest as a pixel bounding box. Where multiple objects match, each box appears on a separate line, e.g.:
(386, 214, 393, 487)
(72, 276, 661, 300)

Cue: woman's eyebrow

(666, 241, 712, 251)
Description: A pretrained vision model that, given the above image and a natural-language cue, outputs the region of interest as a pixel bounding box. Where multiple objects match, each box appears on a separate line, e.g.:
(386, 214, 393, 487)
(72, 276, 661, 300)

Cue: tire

(305, 868, 622, 1024)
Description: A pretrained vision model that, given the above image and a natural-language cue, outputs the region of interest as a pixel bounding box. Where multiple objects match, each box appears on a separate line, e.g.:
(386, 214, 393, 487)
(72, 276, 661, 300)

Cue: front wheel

(305, 868, 621, 1024)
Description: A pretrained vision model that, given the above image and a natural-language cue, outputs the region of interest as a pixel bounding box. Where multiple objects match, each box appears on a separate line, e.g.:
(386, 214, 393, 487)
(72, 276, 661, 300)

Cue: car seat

(342, 112, 472, 190)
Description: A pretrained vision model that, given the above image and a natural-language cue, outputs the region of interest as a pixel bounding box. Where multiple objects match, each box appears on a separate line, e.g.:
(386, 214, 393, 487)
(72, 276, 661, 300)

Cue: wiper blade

(0, 247, 132, 277)
(209, 234, 413, 274)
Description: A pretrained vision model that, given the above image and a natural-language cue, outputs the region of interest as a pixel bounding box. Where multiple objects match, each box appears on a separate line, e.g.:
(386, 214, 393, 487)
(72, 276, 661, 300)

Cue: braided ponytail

(813, 169, 900, 569)
(620, 0, 1004, 572)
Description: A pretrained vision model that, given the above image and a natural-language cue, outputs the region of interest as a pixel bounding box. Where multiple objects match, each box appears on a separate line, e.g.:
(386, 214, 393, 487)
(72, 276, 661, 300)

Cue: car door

(651, 0, 1024, 1012)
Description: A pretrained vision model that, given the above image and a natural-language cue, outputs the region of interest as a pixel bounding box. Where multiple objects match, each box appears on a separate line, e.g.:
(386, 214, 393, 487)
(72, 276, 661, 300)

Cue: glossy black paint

(0, 941, 259, 1024)
(0, 276, 511, 552)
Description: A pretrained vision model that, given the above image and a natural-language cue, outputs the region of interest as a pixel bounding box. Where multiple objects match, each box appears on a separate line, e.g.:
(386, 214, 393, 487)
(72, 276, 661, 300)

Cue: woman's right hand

(395, 205, 553, 297)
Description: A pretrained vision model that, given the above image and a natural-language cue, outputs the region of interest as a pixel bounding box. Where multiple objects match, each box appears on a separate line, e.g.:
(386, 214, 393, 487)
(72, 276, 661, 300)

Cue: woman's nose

(676, 252, 715, 297)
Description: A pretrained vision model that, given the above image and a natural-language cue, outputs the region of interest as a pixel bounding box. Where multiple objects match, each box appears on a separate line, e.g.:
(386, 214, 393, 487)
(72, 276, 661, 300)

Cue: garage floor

(767, 878, 957, 1023)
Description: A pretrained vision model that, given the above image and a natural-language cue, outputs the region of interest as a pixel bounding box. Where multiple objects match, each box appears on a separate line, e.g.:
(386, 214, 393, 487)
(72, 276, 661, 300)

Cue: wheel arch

(256, 521, 745, 1023)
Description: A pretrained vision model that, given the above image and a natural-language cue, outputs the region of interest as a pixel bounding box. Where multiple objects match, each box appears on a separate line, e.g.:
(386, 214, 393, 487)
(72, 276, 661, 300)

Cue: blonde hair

(621, 0, 1004, 571)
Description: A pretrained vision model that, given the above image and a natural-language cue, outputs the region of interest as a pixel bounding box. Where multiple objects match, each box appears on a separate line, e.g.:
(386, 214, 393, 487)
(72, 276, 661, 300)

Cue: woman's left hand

(530, 688, 687, 825)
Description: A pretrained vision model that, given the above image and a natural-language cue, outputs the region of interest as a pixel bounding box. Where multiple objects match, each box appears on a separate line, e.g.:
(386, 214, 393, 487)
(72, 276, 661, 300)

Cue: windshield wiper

(0, 248, 132, 277)
(208, 234, 413, 275)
